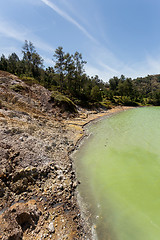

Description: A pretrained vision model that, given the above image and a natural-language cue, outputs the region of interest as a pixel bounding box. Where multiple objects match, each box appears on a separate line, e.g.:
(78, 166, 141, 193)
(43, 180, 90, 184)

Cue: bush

(90, 85, 102, 102)
(50, 91, 77, 113)
(10, 84, 26, 92)
(119, 96, 138, 106)
(20, 76, 38, 85)
(100, 100, 112, 109)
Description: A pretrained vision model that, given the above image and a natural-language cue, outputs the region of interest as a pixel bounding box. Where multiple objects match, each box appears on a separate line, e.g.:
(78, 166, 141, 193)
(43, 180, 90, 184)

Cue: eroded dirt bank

(0, 71, 133, 240)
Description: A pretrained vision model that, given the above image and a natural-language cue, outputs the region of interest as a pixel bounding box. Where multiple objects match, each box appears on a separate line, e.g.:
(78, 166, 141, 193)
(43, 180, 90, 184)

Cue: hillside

(0, 70, 137, 240)
(0, 71, 87, 240)
(133, 74, 160, 96)
(1, 42, 160, 109)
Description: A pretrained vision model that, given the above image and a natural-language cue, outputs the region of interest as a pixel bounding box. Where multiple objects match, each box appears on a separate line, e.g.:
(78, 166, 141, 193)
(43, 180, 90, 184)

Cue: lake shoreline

(67, 106, 135, 147)
(66, 106, 135, 239)
(71, 106, 160, 240)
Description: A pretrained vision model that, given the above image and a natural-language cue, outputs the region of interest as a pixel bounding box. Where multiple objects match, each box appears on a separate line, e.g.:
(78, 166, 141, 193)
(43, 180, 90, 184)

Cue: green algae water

(73, 107, 160, 240)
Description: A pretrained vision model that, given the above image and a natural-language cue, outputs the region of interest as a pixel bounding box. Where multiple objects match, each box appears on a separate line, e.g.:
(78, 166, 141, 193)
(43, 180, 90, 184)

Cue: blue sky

(1, 0, 160, 81)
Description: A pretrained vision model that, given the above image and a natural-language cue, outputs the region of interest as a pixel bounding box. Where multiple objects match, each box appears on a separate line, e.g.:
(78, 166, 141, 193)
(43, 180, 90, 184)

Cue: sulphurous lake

(74, 107, 160, 240)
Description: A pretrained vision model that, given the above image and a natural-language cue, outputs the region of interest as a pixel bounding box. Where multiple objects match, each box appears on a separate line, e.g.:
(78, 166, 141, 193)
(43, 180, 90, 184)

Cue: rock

(0, 201, 41, 239)
(19, 136, 23, 141)
(48, 222, 55, 233)
(10, 178, 28, 194)
(43, 233, 48, 238)
(72, 181, 78, 189)
(59, 184, 64, 190)
(58, 174, 63, 180)
(44, 212, 49, 220)
(54, 165, 59, 170)
(34, 226, 41, 233)
(5, 230, 23, 240)
(0, 180, 5, 197)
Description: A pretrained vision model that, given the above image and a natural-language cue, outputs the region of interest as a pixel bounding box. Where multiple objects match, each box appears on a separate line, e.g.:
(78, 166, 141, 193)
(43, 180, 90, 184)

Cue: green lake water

(73, 107, 160, 240)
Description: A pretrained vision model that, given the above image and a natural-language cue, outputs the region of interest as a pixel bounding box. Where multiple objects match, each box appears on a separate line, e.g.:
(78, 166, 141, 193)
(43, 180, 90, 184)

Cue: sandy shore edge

(66, 106, 135, 146)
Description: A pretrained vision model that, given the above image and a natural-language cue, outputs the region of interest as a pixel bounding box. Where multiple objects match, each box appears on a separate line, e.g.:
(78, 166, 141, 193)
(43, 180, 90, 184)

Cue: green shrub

(51, 91, 77, 113)
(100, 100, 112, 109)
(119, 96, 138, 106)
(10, 84, 26, 92)
(20, 76, 38, 85)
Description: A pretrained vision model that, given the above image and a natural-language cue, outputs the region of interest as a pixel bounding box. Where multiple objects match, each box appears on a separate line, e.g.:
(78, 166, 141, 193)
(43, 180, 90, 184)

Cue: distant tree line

(0, 40, 160, 107)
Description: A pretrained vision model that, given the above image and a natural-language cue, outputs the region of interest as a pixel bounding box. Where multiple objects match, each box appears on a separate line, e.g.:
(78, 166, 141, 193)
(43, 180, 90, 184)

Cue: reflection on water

(73, 107, 160, 240)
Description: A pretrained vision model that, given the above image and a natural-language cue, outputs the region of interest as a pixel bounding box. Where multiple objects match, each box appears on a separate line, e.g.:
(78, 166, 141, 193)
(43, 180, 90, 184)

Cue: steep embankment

(0, 71, 133, 240)
(0, 71, 87, 240)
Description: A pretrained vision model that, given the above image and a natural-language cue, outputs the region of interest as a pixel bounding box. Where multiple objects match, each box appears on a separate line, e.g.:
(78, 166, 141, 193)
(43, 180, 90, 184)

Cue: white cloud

(40, 0, 97, 43)
(86, 64, 114, 82)
(86, 49, 149, 81)
(86, 61, 150, 82)
(0, 21, 28, 42)
(98, 62, 119, 75)
(85, 40, 160, 81)
(146, 55, 160, 73)
(0, 20, 54, 54)
(0, 46, 21, 58)
(33, 39, 54, 53)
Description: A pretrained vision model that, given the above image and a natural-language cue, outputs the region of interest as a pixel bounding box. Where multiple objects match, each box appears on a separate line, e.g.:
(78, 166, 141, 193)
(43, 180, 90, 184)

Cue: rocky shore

(0, 71, 132, 240)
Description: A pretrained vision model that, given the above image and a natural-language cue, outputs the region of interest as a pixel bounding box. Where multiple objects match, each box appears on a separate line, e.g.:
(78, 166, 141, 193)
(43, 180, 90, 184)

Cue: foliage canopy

(0, 40, 160, 108)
